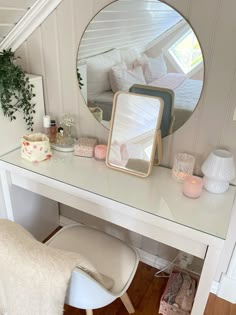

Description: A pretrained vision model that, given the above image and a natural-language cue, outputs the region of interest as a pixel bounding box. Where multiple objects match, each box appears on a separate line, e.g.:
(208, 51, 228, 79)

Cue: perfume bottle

(43, 115, 51, 138)
(56, 127, 65, 145)
(50, 119, 57, 143)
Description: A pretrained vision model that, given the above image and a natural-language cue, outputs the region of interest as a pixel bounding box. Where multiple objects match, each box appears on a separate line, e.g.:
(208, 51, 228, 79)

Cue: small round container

(21, 133, 52, 162)
(183, 175, 203, 199)
(94, 144, 107, 161)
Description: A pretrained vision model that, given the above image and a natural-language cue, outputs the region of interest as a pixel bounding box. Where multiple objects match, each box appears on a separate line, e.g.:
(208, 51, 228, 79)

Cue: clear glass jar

(172, 153, 195, 183)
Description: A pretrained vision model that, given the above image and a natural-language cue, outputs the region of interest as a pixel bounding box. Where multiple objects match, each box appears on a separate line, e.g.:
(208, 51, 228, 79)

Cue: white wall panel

(164, 0, 190, 19)
(56, 0, 78, 114)
(220, 70, 236, 158)
(194, 0, 236, 170)
(16, 41, 30, 72)
(25, 28, 44, 76)
(40, 11, 63, 120)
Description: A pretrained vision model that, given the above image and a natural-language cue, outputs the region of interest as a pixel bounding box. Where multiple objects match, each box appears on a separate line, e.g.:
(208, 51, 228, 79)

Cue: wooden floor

(204, 294, 236, 315)
(63, 262, 236, 315)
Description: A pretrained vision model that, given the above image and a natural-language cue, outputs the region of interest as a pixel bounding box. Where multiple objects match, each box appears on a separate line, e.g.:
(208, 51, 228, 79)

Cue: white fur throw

(0, 220, 106, 315)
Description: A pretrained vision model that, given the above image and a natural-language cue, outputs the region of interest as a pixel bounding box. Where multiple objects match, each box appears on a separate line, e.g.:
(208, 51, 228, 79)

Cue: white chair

(46, 224, 139, 315)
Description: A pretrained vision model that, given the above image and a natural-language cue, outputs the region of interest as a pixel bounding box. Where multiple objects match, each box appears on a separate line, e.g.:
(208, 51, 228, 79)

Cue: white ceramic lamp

(201, 149, 235, 193)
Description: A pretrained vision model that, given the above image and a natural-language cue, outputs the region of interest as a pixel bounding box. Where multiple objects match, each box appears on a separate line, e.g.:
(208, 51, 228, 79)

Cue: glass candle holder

(183, 175, 203, 198)
(172, 153, 195, 183)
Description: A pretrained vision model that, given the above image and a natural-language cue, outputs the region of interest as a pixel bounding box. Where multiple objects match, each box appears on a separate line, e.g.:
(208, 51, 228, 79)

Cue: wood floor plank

(204, 293, 236, 315)
(63, 262, 236, 315)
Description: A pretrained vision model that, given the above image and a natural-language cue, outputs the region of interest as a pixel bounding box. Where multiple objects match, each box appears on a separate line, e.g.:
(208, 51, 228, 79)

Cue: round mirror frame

(76, 0, 205, 137)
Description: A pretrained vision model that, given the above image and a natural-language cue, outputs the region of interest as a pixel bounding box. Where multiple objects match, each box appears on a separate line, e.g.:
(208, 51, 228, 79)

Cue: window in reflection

(166, 29, 203, 75)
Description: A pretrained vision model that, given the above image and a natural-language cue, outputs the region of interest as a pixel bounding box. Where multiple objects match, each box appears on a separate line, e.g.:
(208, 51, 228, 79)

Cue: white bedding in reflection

(150, 72, 187, 90)
(174, 79, 203, 110)
(89, 75, 203, 122)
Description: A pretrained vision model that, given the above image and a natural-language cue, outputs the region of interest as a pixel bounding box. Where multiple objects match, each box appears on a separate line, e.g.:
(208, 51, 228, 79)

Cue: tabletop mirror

(106, 92, 163, 177)
(77, 0, 204, 135)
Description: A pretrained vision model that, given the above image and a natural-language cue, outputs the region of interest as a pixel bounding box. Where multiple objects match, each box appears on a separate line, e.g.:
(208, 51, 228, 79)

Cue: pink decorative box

(74, 137, 97, 157)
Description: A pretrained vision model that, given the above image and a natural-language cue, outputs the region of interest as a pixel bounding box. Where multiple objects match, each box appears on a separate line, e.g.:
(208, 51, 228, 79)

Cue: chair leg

(120, 292, 135, 314)
(86, 310, 93, 315)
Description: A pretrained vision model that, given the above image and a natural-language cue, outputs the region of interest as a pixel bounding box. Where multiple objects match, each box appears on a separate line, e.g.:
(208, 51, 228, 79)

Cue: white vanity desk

(0, 148, 235, 315)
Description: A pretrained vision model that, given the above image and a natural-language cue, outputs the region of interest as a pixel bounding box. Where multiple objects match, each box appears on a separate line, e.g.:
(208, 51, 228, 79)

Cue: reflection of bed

(150, 73, 203, 130)
(174, 79, 203, 130)
(90, 74, 203, 127)
(84, 48, 203, 126)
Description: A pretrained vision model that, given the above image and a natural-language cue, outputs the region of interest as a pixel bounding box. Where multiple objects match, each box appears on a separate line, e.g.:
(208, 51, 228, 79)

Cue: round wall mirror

(77, 0, 204, 137)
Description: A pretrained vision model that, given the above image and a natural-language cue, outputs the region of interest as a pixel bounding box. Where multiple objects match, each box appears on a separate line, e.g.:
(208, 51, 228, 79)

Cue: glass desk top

(0, 148, 235, 240)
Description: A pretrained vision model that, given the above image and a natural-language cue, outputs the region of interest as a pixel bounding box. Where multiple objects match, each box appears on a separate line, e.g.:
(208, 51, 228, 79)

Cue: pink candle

(183, 175, 203, 199)
(94, 144, 107, 160)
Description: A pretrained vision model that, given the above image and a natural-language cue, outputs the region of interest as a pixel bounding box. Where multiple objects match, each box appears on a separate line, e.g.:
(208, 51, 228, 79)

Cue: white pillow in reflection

(85, 49, 121, 99)
(109, 64, 146, 93)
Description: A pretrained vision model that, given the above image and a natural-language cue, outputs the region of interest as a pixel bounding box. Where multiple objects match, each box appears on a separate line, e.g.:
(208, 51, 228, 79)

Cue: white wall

(15, 0, 236, 285)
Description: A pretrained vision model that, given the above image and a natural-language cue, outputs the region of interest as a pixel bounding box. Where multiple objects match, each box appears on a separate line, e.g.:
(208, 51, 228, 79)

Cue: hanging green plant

(0, 48, 36, 131)
(77, 68, 84, 89)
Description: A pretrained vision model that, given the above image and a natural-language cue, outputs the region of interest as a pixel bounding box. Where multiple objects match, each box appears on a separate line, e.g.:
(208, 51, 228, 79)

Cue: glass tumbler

(172, 153, 195, 183)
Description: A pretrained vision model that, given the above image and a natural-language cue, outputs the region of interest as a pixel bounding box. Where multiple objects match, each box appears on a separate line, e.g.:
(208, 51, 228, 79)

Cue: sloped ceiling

(0, 0, 38, 42)
(0, 0, 63, 51)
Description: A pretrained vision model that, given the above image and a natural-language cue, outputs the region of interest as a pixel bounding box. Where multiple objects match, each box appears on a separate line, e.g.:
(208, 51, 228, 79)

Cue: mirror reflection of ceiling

(77, 0, 204, 135)
(0, 0, 38, 43)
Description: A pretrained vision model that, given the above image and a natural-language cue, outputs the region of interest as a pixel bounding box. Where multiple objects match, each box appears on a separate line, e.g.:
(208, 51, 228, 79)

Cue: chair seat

(47, 225, 139, 294)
